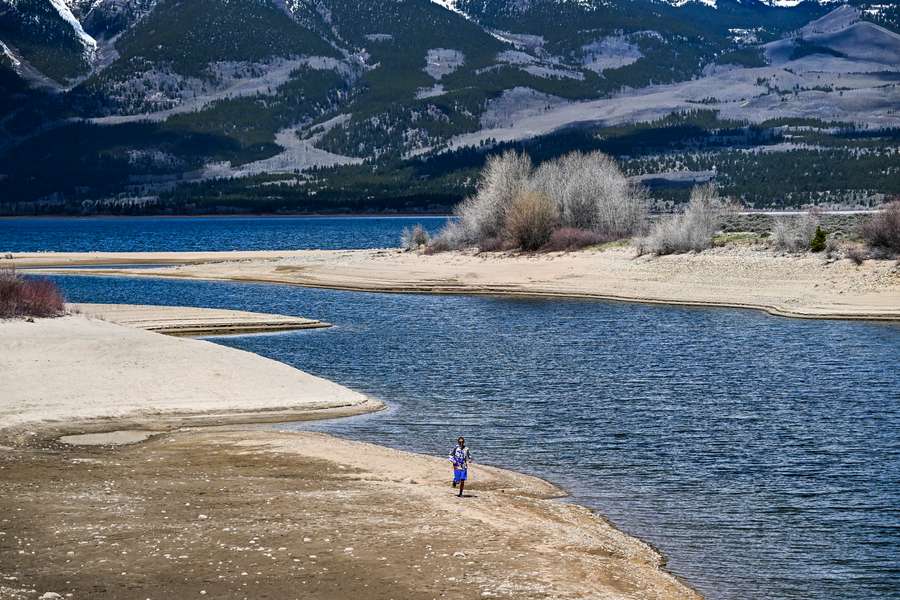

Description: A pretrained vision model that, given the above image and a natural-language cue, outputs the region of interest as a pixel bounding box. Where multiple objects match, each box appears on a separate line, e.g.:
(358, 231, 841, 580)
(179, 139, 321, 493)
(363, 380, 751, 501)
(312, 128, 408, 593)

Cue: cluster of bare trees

(431, 150, 648, 251)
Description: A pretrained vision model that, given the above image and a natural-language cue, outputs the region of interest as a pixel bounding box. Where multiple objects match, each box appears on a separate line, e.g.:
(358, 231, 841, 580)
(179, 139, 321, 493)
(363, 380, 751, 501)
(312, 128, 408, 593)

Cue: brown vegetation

(505, 190, 558, 251)
(860, 201, 900, 255)
(541, 227, 610, 252)
(0, 269, 65, 318)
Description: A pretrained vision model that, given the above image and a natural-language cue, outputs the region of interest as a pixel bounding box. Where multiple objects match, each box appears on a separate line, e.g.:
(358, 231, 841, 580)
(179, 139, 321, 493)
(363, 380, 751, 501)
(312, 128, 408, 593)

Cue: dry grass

(0, 269, 66, 319)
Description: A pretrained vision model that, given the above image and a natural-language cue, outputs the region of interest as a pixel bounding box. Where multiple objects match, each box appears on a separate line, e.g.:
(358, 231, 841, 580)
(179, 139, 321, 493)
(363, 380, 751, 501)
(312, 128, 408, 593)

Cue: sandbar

(10, 246, 899, 320)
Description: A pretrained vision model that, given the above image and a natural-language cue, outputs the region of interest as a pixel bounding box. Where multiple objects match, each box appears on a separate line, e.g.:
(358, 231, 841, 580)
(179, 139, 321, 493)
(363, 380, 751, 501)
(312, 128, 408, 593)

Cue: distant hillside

(0, 0, 898, 214)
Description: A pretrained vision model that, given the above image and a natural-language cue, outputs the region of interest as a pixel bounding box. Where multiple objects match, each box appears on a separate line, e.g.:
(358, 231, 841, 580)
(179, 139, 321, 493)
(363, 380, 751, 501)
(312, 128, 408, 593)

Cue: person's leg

(458, 478, 465, 497)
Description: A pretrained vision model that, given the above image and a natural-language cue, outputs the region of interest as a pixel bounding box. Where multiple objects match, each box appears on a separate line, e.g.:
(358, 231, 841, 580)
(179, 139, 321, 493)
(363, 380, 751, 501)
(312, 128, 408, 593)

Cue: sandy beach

(1, 309, 700, 599)
(9, 245, 900, 320)
(0, 313, 374, 439)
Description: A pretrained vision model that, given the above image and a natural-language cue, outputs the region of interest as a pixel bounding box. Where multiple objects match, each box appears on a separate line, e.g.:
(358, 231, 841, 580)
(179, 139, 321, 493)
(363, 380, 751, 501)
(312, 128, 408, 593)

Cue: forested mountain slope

(0, 0, 897, 213)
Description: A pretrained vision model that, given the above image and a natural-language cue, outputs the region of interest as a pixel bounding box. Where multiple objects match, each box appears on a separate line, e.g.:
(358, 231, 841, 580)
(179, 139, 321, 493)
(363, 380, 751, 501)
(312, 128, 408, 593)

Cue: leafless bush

(504, 190, 558, 251)
(642, 184, 727, 255)
(846, 244, 867, 265)
(455, 150, 533, 246)
(541, 228, 609, 252)
(531, 151, 647, 239)
(477, 236, 509, 252)
(859, 201, 900, 255)
(771, 211, 820, 252)
(0, 269, 66, 318)
(426, 220, 466, 253)
(431, 150, 647, 251)
(400, 223, 430, 251)
(825, 235, 840, 258)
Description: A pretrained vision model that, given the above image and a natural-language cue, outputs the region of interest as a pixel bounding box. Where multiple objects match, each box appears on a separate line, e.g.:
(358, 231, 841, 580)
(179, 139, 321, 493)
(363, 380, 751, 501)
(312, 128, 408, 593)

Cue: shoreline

(0, 213, 454, 221)
(2, 426, 701, 600)
(0, 312, 376, 442)
(9, 247, 900, 321)
(1, 309, 702, 599)
(70, 303, 332, 336)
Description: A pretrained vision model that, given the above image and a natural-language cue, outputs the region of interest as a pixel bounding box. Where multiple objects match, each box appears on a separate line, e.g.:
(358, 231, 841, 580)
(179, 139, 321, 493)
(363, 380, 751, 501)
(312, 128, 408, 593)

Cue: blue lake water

(48, 274, 900, 600)
(0, 216, 449, 252)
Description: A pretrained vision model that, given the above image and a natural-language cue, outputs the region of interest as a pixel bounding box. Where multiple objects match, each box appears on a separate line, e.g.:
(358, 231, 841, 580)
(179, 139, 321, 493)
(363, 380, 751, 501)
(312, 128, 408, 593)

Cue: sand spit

(1, 428, 700, 600)
(0, 315, 374, 439)
(13, 246, 900, 320)
(71, 303, 330, 336)
(0, 311, 701, 599)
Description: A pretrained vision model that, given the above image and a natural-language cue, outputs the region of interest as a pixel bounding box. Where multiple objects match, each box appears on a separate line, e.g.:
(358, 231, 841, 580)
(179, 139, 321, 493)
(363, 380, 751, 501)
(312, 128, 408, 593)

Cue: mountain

(0, 0, 898, 214)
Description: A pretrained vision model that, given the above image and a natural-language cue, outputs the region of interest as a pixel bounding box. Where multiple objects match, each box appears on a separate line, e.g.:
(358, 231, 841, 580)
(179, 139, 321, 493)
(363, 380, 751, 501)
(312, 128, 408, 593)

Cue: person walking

(449, 436, 472, 498)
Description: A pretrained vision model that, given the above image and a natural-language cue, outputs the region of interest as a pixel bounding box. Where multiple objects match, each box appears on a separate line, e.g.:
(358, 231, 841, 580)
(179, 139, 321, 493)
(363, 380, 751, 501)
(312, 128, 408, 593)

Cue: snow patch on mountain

(660, 0, 718, 8)
(49, 0, 97, 53)
(424, 48, 465, 80)
(92, 56, 353, 120)
(0, 40, 22, 68)
(658, 0, 831, 8)
(416, 83, 446, 99)
(429, 0, 466, 17)
(201, 115, 362, 179)
(480, 87, 571, 129)
(581, 35, 642, 73)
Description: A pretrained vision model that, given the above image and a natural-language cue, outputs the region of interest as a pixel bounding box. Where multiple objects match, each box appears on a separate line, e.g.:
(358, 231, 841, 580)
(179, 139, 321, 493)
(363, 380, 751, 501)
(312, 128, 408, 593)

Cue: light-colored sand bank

(2, 249, 292, 267)
(0, 313, 700, 599)
(12, 246, 900, 320)
(0, 315, 374, 438)
(1, 427, 700, 600)
(71, 302, 329, 335)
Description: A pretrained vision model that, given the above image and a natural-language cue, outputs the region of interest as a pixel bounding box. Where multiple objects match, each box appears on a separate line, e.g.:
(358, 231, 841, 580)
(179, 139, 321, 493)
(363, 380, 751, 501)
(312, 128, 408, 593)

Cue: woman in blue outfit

(449, 436, 472, 497)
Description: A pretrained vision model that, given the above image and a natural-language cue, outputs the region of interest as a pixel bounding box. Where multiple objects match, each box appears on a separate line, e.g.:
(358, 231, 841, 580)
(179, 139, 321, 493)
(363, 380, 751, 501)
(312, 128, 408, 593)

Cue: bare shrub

(771, 211, 820, 252)
(531, 151, 647, 239)
(825, 235, 840, 258)
(426, 219, 466, 253)
(504, 190, 558, 251)
(432, 150, 647, 251)
(0, 269, 66, 318)
(400, 223, 430, 251)
(642, 184, 726, 255)
(541, 227, 609, 252)
(455, 150, 533, 246)
(859, 201, 900, 255)
(846, 244, 867, 265)
(477, 236, 509, 252)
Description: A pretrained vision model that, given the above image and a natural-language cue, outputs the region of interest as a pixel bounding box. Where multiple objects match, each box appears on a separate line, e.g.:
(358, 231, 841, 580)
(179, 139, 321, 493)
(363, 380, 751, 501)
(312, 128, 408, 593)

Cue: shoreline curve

(11, 246, 899, 322)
